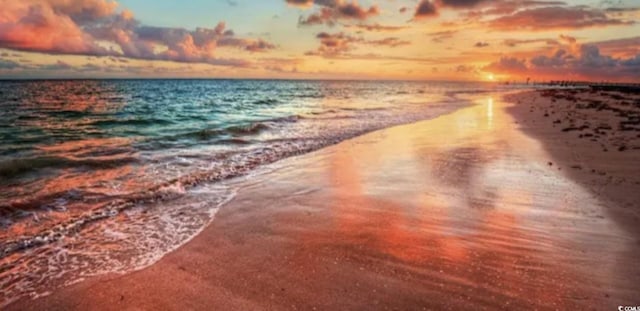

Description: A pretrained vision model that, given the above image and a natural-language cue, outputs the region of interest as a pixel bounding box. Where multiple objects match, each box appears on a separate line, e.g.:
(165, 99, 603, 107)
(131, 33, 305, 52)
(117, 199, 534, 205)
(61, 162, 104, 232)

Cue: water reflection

(288, 96, 629, 309)
(13, 81, 126, 134)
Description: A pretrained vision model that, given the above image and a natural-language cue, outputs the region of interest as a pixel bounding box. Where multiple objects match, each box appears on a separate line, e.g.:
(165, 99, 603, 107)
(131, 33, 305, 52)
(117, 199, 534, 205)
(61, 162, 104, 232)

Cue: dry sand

(7, 89, 640, 310)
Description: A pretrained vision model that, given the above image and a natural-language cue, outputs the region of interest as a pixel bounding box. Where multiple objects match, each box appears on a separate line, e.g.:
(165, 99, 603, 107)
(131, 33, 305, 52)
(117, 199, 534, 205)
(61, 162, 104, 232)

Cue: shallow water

(0, 79, 532, 305)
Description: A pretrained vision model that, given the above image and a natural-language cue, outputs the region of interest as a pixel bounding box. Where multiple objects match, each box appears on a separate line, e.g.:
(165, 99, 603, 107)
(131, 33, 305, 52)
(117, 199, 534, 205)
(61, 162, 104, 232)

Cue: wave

(252, 98, 280, 105)
(217, 138, 252, 145)
(44, 110, 89, 118)
(0, 137, 335, 260)
(164, 115, 302, 142)
(294, 93, 325, 99)
(0, 155, 137, 179)
(88, 117, 175, 127)
(173, 122, 271, 141)
(0, 183, 237, 308)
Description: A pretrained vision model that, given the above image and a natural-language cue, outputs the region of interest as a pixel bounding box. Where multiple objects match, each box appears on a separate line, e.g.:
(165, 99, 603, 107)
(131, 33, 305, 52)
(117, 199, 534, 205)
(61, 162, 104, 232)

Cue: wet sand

(506, 89, 640, 238)
(7, 91, 640, 310)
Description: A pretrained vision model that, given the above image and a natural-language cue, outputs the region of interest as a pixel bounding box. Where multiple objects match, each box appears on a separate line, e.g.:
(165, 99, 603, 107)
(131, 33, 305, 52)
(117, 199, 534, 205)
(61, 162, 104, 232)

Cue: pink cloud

(0, 1, 112, 56)
(487, 6, 634, 30)
(484, 44, 640, 82)
(0, 0, 275, 67)
(293, 0, 380, 26)
(306, 31, 412, 57)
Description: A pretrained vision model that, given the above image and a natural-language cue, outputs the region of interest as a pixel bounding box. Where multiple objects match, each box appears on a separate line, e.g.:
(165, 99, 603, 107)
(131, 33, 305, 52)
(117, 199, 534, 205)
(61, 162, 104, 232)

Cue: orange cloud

(484, 43, 640, 82)
(487, 6, 634, 30)
(592, 36, 640, 58)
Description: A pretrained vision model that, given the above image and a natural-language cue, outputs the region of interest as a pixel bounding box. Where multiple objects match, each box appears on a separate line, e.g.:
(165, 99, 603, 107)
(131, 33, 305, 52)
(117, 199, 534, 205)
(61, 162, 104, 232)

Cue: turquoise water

(0, 79, 532, 305)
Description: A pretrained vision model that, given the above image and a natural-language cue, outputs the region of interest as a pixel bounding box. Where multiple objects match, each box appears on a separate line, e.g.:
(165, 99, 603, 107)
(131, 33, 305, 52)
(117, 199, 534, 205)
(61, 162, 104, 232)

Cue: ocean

(0, 79, 532, 305)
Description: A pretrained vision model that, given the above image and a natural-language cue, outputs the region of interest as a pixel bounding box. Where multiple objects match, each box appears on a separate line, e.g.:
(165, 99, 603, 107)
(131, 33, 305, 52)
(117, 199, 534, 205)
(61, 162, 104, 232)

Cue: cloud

(414, 1, 438, 19)
(484, 44, 640, 81)
(463, 0, 567, 16)
(604, 6, 640, 15)
(343, 23, 408, 32)
(40, 60, 74, 70)
(0, 0, 275, 67)
(244, 39, 277, 52)
(529, 49, 571, 67)
(285, 0, 315, 7)
(260, 57, 303, 73)
(484, 56, 528, 74)
(71, 62, 104, 72)
(0, 58, 22, 69)
(474, 41, 489, 48)
(306, 32, 411, 57)
(413, 0, 571, 23)
(368, 37, 411, 47)
(455, 64, 479, 73)
(591, 36, 640, 58)
(503, 38, 559, 47)
(294, 0, 380, 26)
(437, 0, 489, 9)
(427, 30, 457, 43)
(306, 32, 361, 55)
(487, 6, 634, 30)
(297, 8, 335, 25)
(0, 1, 114, 56)
(559, 34, 577, 45)
(500, 34, 578, 49)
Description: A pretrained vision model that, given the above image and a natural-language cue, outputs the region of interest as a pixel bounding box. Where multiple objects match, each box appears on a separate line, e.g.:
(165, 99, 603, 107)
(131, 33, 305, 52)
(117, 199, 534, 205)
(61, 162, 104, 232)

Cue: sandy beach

(7, 89, 640, 310)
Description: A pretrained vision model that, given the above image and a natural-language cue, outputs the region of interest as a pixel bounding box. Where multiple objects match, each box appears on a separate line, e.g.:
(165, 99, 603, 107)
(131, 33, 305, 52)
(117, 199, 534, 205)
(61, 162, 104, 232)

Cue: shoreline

(7, 89, 640, 310)
(0, 90, 478, 308)
(505, 89, 640, 236)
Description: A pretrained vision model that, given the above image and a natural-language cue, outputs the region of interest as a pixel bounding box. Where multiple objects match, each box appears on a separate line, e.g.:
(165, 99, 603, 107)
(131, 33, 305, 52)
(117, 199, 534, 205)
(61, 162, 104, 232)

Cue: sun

(486, 73, 496, 81)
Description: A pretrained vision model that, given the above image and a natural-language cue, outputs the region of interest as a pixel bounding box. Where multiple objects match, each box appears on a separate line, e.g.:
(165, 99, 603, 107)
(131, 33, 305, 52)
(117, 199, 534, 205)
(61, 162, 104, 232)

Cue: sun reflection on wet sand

(277, 95, 632, 309)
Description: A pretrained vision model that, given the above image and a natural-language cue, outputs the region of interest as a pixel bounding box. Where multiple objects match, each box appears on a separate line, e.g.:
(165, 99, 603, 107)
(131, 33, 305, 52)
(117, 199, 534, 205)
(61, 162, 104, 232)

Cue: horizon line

(0, 77, 638, 85)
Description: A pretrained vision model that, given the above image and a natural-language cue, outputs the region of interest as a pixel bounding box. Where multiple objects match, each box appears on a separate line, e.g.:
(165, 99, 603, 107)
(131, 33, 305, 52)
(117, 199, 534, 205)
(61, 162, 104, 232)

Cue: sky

(0, 0, 638, 82)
